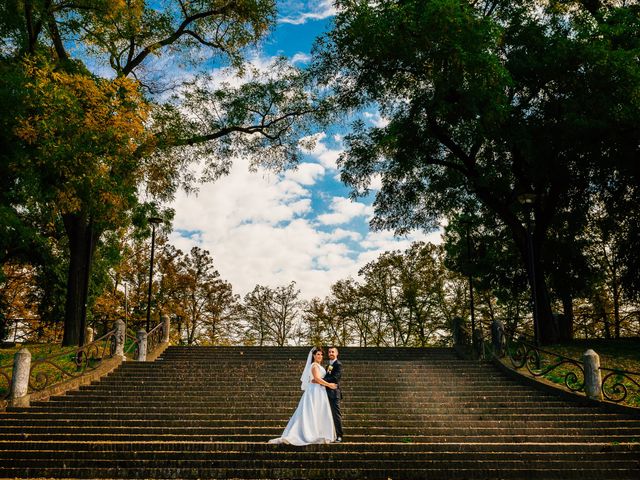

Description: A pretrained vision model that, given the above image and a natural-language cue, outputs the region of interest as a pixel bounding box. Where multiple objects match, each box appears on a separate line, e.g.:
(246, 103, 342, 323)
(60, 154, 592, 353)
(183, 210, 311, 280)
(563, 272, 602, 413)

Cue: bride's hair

(312, 347, 324, 357)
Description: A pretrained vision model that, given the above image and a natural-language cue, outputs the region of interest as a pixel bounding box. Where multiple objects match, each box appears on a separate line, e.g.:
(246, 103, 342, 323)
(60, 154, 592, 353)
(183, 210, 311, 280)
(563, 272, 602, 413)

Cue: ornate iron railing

(27, 329, 117, 392)
(124, 330, 140, 359)
(501, 334, 640, 406)
(506, 336, 585, 392)
(600, 368, 640, 404)
(0, 364, 11, 400)
(147, 320, 165, 355)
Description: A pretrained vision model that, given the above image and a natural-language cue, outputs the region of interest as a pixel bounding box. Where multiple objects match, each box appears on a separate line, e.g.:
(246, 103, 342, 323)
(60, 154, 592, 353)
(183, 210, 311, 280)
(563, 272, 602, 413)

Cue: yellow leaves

(14, 121, 38, 144)
(56, 189, 83, 214)
(16, 57, 149, 154)
(14, 57, 151, 217)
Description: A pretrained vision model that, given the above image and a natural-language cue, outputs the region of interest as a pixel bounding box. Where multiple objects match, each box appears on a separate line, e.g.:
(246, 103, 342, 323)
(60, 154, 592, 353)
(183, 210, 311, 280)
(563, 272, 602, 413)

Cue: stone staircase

(0, 346, 639, 479)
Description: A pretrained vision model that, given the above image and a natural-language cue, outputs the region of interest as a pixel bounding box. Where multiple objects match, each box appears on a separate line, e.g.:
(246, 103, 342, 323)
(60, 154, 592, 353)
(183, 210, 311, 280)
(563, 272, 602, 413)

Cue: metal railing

(600, 367, 640, 404)
(505, 336, 585, 392)
(0, 329, 118, 399)
(0, 364, 10, 400)
(499, 332, 639, 406)
(147, 321, 165, 354)
(124, 330, 140, 359)
(27, 329, 117, 393)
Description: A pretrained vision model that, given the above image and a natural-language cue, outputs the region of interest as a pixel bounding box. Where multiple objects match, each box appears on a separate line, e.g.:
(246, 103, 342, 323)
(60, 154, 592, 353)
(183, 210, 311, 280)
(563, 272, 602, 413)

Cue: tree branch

(122, 4, 233, 76)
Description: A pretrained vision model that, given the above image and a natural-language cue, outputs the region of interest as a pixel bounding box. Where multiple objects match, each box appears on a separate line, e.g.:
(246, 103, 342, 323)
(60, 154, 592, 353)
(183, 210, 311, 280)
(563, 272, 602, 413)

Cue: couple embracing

(269, 346, 343, 446)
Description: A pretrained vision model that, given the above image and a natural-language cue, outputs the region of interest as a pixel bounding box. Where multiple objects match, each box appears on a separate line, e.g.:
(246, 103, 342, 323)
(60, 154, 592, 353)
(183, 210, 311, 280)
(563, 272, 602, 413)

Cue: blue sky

(168, 1, 440, 299)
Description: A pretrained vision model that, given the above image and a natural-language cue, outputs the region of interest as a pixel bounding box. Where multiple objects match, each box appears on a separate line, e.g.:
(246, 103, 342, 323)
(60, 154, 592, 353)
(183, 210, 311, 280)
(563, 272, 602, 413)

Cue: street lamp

(146, 216, 163, 332)
(517, 193, 540, 346)
(123, 282, 128, 333)
(460, 218, 477, 354)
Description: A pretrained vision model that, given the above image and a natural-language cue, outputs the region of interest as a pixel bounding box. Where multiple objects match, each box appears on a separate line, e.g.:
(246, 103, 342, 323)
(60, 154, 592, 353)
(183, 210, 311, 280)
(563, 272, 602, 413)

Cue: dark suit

(324, 360, 343, 438)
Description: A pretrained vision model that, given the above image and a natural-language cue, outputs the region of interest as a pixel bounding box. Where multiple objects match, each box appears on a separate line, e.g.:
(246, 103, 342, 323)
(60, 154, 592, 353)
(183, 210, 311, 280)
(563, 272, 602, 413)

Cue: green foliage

(0, 0, 323, 345)
(313, 0, 640, 343)
(241, 282, 302, 346)
(302, 242, 468, 347)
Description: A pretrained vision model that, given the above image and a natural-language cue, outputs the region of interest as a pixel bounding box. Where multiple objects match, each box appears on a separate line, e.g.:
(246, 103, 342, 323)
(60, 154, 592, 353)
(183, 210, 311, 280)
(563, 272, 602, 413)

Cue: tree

(241, 282, 301, 346)
(2, 1, 322, 345)
(301, 298, 334, 346)
(359, 242, 450, 346)
(314, 0, 640, 344)
(329, 279, 382, 346)
(10, 57, 150, 345)
(176, 247, 239, 345)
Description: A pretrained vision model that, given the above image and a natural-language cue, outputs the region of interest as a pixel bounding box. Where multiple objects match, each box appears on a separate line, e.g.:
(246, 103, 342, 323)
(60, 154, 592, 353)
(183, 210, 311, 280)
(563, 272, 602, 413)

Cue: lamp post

(517, 193, 540, 346)
(461, 218, 477, 354)
(146, 217, 163, 332)
(123, 282, 128, 334)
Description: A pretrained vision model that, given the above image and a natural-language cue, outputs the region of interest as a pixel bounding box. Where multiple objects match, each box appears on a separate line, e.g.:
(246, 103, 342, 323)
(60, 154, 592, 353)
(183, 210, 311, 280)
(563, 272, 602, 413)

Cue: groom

(324, 346, 343, 442)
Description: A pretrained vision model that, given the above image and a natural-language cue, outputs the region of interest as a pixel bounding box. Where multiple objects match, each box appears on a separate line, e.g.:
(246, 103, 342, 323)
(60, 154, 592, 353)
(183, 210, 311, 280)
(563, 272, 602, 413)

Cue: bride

(269, 347, 337, 445)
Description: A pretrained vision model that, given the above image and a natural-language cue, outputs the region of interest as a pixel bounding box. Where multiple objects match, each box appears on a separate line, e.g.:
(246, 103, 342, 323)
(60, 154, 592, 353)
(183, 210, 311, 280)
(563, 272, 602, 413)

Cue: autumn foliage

(13, 57, 150, 221)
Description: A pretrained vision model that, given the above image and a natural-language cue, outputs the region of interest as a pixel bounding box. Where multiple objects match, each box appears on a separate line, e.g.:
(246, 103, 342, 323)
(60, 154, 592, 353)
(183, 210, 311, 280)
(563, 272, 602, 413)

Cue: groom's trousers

(326, 389, 343, 438)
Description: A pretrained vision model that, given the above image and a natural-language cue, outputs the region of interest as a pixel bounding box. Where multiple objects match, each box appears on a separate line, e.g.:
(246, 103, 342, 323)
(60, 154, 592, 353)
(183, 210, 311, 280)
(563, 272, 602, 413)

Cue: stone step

(4, 425, 640, 436)
(17, 405, 601, 415)
(2, 457, 638, 470)
(1, 449, 638, 461)
(0, 441, 636, 454)
(99, 372, 510, 378)
(64, 390, 554, 399)
(3, 418, 640, 429)
(0, 465, 638, 480)
(0, 433, 637, 444)
(92, 372, 521, 387)
(103, 376, 499, 383)
(2, 411, 634, 421)
(28, 396, 588, 412)
(114, 362, 495, 368)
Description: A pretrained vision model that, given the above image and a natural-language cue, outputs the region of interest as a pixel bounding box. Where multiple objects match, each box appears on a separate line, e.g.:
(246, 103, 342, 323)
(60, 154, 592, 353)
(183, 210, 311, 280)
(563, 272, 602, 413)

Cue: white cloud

(327, 228, 362, 242)
(317, 197, 374, 225)
(279, 0, 337, 25)
(169, 158, 442, 300)
(368, 173, 383, 191)
(363, 110, 390, 128)
(284, 162, 326, 186)
(299, 132, 343, 170)
(291, 52, 312, 64)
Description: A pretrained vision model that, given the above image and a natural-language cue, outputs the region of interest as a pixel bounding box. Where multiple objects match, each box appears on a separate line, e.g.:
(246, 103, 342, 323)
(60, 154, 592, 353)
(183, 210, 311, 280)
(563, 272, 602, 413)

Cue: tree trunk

(559, 294, 574, 342)
(612, 261, 621, 339)
(533, 262, 558, 345)
(516, 229, 558, 345)
(62, 212, 97, 347)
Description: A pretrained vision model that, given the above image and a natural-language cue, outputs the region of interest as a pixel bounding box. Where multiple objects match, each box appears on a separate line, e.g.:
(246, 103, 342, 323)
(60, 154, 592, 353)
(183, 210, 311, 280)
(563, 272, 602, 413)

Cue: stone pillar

(452, 317, 465, 347)
(136, 330, 148, 362)
(491, 319, 505, 357)
(473, 329, 484, 359)
(85, 327, 95, 345)
(115, 319, 126, 360)
(583, 349, 603, 401)
(9, 348, 31, 408)
(162, 316, 170, 344)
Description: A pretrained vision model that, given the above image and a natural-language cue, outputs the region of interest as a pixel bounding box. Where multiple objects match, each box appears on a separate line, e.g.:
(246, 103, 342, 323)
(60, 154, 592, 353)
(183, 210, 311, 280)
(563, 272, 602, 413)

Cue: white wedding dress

(269, 354, 336, 446)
